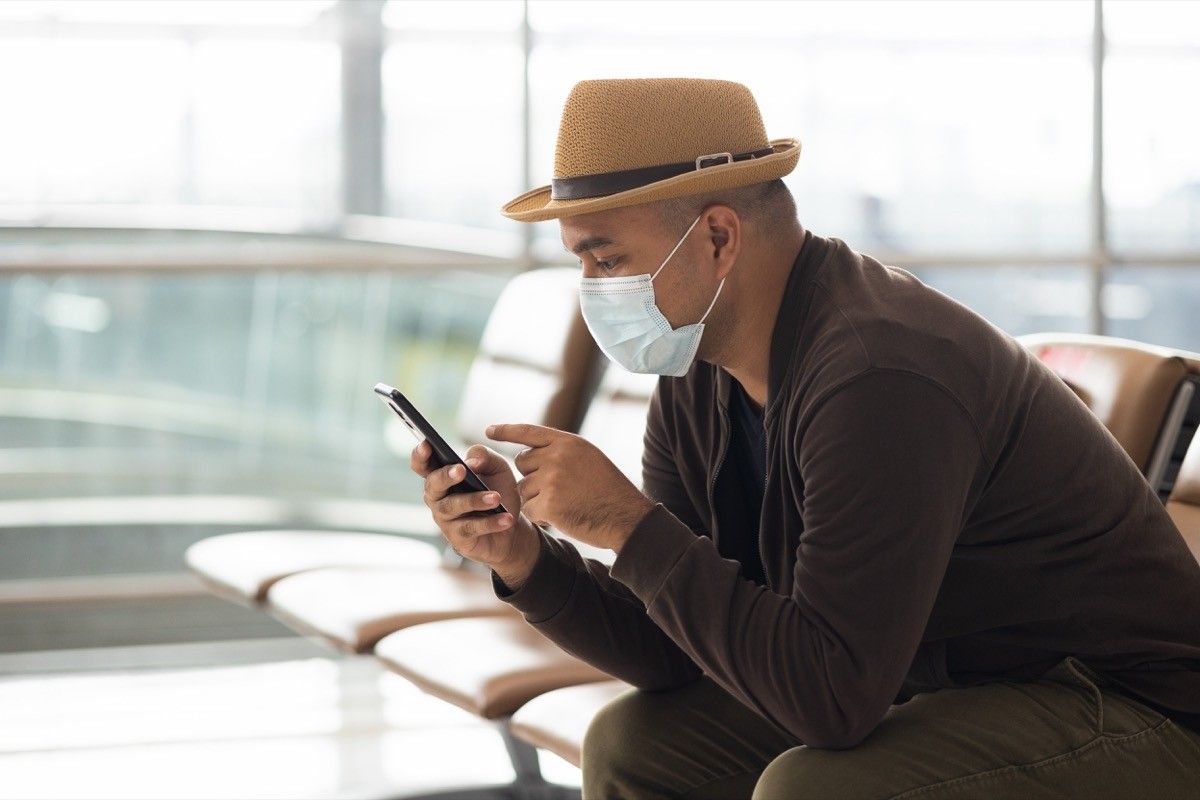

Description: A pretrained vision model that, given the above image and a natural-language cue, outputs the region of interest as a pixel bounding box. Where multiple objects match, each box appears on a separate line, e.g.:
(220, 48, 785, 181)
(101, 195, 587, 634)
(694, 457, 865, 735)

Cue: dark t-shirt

(724, 379, 767, 586)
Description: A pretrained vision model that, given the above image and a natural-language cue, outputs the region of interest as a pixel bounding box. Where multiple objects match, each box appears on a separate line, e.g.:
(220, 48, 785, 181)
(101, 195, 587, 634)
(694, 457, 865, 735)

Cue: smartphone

(373, 382, 507, 515)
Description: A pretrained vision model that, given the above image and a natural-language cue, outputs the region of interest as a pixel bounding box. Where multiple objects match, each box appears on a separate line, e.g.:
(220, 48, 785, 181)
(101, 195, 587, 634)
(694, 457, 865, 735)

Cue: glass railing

(0, 223, 517, 601)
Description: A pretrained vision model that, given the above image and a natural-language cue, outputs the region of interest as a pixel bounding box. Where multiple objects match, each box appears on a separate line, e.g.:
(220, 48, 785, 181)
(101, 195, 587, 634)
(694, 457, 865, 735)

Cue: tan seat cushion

(184, 530, 440, 606)
(1018, 333, 1190, 471)
(264, 566, 514, 654)
(375, 617, 610, 719)
(509, 680, 632, 768)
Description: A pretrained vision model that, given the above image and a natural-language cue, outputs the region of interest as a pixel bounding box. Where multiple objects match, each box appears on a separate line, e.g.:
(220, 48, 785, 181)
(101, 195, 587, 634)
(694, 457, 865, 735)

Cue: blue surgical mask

(578, 212, 725, 377)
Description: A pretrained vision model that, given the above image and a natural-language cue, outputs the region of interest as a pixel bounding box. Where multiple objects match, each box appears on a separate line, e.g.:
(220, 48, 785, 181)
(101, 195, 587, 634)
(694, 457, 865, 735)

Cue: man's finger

(513, 446, 541, 475)
(435, 489, 502, 520)
(453, 512, 514, 539)
(426, 462, 467, 496)
(516, 474, 541, 503)
(486, 423, 556, 448)
(410, 440, 433, 477)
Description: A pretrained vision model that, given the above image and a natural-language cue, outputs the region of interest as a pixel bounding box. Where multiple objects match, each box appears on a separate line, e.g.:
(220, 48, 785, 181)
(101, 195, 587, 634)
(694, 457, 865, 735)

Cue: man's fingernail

(485, 493, 498, 503)
(466, 457, 480, 467)
(499, 514, 513, 526)
(485, 425, 496, 437)
(452, 465, 463, 478)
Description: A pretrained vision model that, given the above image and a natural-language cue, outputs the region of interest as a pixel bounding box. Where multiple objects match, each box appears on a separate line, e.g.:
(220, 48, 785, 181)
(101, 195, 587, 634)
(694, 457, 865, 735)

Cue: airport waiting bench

(186, 307, 1200, 797)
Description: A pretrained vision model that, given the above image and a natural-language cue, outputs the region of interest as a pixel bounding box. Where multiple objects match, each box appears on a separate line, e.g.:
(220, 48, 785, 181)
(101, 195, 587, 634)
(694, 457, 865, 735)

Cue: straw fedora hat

(500, 77, 800, 223)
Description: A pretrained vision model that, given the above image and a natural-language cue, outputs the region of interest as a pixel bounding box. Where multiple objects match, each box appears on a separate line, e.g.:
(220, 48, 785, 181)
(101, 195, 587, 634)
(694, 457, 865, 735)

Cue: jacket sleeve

(489, 380, 703, 691)
(607, 368, 986, 747)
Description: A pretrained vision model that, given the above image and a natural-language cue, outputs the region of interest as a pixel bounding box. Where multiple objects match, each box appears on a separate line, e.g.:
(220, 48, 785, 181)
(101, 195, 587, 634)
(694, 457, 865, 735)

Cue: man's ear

(705, 207, 740, 280)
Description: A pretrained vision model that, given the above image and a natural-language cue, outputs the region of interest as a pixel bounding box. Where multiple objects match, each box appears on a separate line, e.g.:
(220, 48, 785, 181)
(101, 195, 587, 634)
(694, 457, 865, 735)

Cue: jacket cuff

(609, 503, 698, 606)
(490, 528, 578, 623)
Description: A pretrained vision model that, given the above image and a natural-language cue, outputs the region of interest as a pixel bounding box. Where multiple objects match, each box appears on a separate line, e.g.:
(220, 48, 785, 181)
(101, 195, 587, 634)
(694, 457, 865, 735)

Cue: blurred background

(0, 0, 1197, 796)
(2, 0, 1200, 652)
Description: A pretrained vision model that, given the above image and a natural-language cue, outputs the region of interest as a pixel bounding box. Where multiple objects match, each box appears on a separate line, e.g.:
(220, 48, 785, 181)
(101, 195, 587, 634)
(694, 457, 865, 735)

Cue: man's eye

(596, 258, 620, 271)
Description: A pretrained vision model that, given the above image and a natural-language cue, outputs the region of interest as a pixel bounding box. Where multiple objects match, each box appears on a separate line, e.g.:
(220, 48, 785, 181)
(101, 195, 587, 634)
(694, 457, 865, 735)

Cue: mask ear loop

(698, 275, 726, 325)
(651, 212, 705, 282)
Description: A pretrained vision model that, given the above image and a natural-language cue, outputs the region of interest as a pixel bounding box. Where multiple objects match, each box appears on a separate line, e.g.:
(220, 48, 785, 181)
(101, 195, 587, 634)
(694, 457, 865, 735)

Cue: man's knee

(753, 745, 880, 800)
(580, 688, 658, 792)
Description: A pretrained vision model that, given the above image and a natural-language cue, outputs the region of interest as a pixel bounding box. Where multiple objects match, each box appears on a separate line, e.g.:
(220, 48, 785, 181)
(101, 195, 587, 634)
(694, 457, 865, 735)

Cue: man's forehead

(560, 208, 643, 254)
(561, 232, 618, 255)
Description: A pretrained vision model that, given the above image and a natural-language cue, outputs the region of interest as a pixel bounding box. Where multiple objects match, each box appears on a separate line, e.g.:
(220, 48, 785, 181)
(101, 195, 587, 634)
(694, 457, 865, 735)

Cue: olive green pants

(580, 659, 1200, 799)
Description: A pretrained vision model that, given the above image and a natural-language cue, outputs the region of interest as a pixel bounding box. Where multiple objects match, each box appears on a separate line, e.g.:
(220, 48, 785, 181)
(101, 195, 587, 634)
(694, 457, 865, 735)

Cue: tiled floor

(0, 639, 582, 799)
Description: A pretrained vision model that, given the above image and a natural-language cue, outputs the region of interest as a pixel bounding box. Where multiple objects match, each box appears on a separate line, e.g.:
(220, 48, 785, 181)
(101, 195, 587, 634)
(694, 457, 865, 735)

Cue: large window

(0, 1, 341, 214)
(381, 3, 525, 229)
(1105, 0, 1200, 253)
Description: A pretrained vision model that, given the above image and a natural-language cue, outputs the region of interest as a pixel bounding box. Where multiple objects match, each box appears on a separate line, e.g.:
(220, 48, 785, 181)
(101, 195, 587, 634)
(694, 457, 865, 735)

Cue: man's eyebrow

(564, 235, 616, 256)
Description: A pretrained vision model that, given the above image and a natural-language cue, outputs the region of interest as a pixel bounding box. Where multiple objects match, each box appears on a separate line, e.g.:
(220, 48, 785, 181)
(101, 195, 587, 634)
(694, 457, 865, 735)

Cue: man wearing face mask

(411, 78, 1200, 798)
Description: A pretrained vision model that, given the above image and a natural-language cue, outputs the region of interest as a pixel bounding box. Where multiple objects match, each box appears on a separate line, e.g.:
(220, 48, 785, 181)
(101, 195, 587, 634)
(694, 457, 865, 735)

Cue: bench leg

(500, 724, 580, 800)
(368, 724, 579, 800)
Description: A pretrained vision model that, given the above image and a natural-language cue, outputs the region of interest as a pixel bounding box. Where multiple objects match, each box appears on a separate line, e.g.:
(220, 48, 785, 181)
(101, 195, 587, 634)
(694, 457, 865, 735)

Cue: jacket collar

(713, 223, 830, 422)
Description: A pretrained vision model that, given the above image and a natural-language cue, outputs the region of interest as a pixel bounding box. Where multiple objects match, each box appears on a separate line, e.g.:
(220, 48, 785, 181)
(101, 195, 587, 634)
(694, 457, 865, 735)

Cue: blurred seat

(1017, 333, 1200, 494)
(185, 267, 603, 607)
(264, 565, 515, 654)
(459, 269, 605, 456)
(509, 681, 633, 768)
(375, 617, 610, 719)
(578, 367, 659, 486)
(1166, 424, 1200, 565)
(185, 530, 440, 607)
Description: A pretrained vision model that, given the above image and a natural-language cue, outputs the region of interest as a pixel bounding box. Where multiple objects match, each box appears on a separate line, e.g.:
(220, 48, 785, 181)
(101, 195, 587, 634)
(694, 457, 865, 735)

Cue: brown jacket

(493, 226, 1200, 747)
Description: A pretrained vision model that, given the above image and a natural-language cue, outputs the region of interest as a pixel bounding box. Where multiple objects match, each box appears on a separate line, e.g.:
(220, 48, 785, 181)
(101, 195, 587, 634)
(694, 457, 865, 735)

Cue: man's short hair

(650, 178, 796, 234)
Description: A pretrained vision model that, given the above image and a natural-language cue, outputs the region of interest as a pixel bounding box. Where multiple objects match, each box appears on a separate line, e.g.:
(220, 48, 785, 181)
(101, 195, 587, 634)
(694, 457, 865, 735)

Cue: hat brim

(500, 138, 801, 223)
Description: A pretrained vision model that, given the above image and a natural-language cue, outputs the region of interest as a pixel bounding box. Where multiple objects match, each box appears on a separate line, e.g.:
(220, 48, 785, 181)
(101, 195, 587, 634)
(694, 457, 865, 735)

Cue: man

(411, 78, 1200, 798)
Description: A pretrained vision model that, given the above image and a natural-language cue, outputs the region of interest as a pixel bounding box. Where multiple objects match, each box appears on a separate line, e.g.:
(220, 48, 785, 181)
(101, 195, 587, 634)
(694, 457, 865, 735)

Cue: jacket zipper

(760, 415, 772, 592)
(762, 434, 770, 494)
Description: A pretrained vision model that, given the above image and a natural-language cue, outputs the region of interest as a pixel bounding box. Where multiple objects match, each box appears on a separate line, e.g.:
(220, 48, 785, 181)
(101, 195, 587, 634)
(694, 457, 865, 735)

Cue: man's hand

(411, 440, 540, 585)
(486, 423, 656, 552)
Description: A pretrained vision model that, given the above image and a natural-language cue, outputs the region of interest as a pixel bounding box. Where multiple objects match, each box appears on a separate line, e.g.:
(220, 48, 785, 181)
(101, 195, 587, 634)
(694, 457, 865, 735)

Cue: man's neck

(712, 232, 804, 410)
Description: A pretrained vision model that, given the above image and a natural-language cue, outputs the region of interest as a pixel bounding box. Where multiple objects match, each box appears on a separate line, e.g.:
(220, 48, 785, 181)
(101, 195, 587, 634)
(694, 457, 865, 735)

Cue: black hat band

(549, 146, 776, 201)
